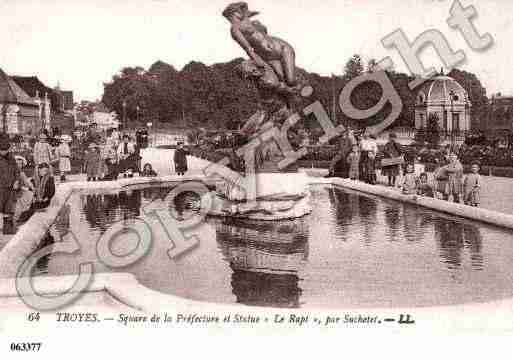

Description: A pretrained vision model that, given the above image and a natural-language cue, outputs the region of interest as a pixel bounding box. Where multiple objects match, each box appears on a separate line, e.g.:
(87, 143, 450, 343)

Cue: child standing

(464, 163, 481, 207)
(56, 136, 72, 182)
(401, 163, 419, 195)
(347, 144, 360, 180)
(417, 172, 434, 198)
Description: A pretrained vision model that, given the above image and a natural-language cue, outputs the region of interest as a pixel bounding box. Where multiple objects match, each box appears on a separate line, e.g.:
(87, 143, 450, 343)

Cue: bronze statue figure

(223, 2, 302, 99)
(223, 2, 309, 171)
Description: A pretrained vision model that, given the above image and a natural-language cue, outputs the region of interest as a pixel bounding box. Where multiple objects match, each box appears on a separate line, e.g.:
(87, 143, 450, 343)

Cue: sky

(0, 0, 512, 101)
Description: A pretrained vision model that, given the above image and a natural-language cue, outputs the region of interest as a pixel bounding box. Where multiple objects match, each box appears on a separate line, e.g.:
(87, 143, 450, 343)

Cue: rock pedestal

(209, 172, 312, 221)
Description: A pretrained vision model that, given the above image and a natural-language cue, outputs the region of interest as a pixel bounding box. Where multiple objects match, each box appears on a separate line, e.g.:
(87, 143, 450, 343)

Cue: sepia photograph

(0, 0, 512, 355)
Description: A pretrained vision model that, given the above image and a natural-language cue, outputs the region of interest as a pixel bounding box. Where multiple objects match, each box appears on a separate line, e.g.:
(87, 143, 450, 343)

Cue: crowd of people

(328, 131, 483, 207)
(0, 132, 58, 235)
(0, 124, 185, 235)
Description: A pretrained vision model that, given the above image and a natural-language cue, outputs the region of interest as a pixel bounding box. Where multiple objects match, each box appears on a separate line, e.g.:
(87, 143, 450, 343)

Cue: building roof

(10, 75, 60, 106)
(0, 68, 37, 106)
(492, 95, 513, 106)
(417, 75, 471, 107)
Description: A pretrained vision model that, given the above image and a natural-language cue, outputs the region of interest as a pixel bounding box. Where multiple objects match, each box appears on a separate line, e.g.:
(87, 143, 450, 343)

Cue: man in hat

(0, 134, 20, 234)
(382, 132, 403, 187)
(117, 134, 135, 178)
(329, 129, 356, 178)
(359, 132, 378, 184)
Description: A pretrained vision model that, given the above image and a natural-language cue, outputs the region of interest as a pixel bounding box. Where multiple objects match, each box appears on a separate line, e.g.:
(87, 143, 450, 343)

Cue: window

(417, 92, 425, 105)
(443, 111, 448, 131)
(419, 114, 425, 128)
(452, 113, 460, 132)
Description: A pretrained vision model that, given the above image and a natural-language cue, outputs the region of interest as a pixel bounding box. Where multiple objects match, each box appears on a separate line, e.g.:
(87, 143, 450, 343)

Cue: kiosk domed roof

(417, 75, 471, 106)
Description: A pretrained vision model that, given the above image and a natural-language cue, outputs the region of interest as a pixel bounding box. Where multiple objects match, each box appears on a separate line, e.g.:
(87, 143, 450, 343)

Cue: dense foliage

(101, 56, 488, 132)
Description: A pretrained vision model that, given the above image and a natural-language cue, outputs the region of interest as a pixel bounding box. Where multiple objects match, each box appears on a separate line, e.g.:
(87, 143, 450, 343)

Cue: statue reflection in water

(215, 217, 309, 308)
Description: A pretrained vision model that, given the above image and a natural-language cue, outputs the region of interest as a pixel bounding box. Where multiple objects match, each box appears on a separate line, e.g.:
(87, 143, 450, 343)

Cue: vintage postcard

(0, 0, 512, 355)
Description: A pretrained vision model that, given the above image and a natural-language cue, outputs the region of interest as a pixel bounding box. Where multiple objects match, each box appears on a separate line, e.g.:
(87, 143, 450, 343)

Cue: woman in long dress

(173, 142, 189, 176)
(13, 155, 34, 222)
(33, 131, 54, 186)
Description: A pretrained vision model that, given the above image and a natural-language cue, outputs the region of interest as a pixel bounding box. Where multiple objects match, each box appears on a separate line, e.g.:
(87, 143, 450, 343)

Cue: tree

(99, 58, 488, 135)
(102, 67, 158, 126)
(367, 58, 379, 73)
(344, 54, 364, 80)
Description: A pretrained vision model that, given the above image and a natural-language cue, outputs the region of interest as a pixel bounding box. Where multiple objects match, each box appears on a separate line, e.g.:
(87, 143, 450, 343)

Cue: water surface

(27, 184, 513, 309)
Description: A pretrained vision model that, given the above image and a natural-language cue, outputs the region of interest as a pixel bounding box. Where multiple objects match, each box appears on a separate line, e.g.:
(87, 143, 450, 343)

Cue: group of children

(82, 135, 158, 181)
(400, 162, 482, 207)
(83, 142, 158, 181)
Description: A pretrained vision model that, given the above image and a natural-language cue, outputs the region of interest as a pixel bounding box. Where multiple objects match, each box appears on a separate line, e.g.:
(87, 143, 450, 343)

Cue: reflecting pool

(25, 184, 513, 309)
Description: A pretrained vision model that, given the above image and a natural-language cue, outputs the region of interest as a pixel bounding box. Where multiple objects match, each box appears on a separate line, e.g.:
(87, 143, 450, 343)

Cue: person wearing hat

(33, 130, 54, 187)
(329, 129, 356, 178)
(359, 132, 379, 184)
(13, 155, 34, 191)
(0, 134, 20, 233)
(173, 141, 189, 176)
(56, 135, 72, 182)
(382, 132, 403, 187)
(83, 143, 101, 181)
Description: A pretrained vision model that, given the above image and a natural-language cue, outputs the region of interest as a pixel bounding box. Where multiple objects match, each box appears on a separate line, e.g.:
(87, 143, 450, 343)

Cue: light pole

(331, 74, 337, 124)
(449, 89, 455, 150)
(1, 103, 6, 134)
(122, 100, 127, 132)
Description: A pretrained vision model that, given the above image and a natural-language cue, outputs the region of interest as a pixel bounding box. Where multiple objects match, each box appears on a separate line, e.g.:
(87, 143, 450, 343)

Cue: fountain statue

(208, 2, 312, 220)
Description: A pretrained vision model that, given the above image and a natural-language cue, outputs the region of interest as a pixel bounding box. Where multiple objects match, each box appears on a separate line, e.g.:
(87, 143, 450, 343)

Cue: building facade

(0, 68, 42, 135)
(10, 76, 55, 134)
(415, 75, 472, 134)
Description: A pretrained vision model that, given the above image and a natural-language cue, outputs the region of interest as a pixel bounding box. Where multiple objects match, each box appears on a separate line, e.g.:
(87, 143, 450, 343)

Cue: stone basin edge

(325, 177, 513, 231)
